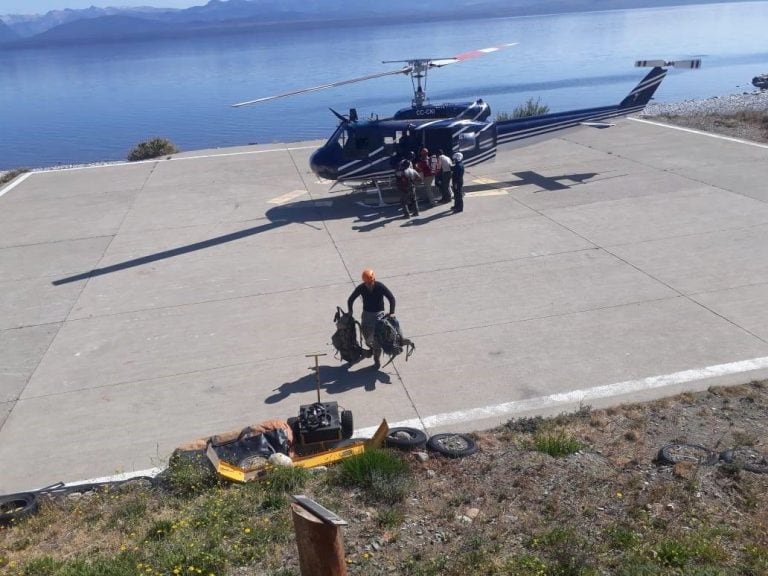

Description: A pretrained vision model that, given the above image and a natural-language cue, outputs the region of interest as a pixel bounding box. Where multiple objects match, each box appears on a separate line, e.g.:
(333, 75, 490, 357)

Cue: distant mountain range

(0, 0, 759, 48)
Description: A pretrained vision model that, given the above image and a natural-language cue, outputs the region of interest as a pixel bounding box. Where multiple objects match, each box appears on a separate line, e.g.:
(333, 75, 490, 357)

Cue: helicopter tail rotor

(635, 59, 702, 69)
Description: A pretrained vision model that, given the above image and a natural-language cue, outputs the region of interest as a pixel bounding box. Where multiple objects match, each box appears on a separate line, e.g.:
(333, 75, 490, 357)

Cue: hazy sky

(2, 1, 204, 15)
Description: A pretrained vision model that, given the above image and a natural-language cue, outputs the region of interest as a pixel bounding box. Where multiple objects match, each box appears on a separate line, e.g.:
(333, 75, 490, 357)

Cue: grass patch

(532, 429, 582, 457)
(334, 448, 412, 503)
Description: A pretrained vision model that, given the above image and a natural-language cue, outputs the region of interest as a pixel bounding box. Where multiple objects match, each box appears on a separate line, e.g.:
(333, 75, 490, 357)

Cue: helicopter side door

(422, 128, 454, 157)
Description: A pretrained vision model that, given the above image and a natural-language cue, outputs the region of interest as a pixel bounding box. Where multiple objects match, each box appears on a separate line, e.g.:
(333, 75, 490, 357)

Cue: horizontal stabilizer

(635, 59, 702, 69)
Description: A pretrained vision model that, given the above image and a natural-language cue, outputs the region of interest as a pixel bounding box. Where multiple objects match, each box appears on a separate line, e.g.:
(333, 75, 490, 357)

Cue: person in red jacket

(415, 147, 436, 207)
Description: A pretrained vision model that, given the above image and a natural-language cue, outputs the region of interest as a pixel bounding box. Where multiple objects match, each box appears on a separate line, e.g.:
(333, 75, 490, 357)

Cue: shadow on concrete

(264, 362, 392, 405)
(50, 171, 596, 285)
(51, 193, 396, 286)
(513, 170, 598, 191)
(463, 171, 597, 194)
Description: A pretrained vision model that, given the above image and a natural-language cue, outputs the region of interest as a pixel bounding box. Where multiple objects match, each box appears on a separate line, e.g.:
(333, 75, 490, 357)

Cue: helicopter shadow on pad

(264, 362, 392, 406)
(51, 194, 396, 285)
(475, 171, 599, 193)
(513, 171, 598, 192)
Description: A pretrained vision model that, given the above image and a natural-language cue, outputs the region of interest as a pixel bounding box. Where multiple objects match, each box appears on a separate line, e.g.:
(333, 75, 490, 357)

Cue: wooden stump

(291, 503, 347, 576)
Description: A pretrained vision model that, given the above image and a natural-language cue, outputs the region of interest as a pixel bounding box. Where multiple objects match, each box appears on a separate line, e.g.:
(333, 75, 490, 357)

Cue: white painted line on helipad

(630, 117, 768, 149)
(20, 145, 319, 174)
(33, 467, 165, 493)
(355, 356, 768, 436)
(268, 189, 308, 204)
(0, 171, 32, 198)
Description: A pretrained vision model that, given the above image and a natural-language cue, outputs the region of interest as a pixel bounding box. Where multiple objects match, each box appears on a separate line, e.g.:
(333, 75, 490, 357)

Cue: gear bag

(373, 313, 415, 365)
(332, 306, 370, 364)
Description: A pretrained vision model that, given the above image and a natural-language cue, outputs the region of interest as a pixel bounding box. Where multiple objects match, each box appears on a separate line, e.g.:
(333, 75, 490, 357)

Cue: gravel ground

(640, 90, 768, 144)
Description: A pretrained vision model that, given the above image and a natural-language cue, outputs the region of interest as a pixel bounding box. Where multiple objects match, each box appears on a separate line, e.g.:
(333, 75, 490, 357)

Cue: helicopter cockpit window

(341, 129, 382, 160)
(329, 124, 348, 149)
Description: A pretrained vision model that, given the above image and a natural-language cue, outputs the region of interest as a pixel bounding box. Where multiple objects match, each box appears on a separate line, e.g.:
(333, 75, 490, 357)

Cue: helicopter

(233, 45, 701, 184)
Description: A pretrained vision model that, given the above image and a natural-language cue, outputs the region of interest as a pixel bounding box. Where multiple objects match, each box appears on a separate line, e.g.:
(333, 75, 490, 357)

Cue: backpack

(331, 306, 370, 364)
(373, 313, 415, 366)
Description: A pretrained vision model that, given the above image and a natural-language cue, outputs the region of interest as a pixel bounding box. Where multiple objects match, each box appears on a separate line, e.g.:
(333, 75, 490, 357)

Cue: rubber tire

(657, 443, 718, 466)
(0, 492, 39, 526)
(426, 433, 477, 458)
(719, 447, 768, 474)
(385, 427, 428, 450)
(341, 410, 354, 440)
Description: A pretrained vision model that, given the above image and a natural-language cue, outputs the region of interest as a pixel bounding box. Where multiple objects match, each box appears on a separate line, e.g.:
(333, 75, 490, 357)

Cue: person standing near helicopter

(395, 158, 422, 218)
(415, 147, 437, 207)
(451, 152, 465, 213)
(436, 149, 453, 203)
(347, 269, 396, 369)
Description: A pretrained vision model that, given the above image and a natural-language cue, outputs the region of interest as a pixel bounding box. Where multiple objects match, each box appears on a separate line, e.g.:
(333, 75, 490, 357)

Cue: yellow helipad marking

(268, 189, 308, 204)
(472, 177, 500, 185)
(466, 189, 509, 197)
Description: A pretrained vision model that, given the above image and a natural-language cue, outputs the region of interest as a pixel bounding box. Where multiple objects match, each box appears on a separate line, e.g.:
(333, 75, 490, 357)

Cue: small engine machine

(289, 353, 354, 455)
(290, 401, 353, 452)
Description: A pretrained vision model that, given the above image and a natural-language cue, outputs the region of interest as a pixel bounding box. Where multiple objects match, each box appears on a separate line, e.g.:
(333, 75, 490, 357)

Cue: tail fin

(620, 58, 701, 109)
(619, 67, 667, 108)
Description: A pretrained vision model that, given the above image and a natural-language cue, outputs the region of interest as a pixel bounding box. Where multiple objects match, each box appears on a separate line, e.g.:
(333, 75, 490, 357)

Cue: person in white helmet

(451, 153, 465, 213)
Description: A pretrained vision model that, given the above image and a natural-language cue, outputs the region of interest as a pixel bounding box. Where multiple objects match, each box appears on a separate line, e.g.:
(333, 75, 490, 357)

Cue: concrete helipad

(2, 119, 768, 493)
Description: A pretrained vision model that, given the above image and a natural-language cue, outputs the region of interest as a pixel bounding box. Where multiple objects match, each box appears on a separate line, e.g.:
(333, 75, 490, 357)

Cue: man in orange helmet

(347, 268, 396, 369)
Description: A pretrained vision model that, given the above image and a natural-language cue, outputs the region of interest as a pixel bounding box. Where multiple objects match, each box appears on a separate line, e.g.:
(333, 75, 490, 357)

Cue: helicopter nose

(309, 146, 338, 180)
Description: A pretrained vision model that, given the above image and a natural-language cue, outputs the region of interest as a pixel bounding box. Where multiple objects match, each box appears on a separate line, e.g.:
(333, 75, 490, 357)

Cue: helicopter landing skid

(353, 178, 399, 208)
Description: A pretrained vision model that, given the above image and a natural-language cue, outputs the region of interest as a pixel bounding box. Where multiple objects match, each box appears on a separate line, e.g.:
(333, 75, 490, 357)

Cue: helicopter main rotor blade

(382, 42, 516, 69)
(430, 42, 518, 67)
(232, 66, 412, 107)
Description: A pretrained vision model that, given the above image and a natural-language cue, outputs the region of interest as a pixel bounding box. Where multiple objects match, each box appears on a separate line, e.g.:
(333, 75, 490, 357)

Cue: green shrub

(163, 450, 218, 498)
(0, 168, 30, 186)
(127, 137, 178, 161)
(496, 98, 550, 121)
(513, 97, 550, 118)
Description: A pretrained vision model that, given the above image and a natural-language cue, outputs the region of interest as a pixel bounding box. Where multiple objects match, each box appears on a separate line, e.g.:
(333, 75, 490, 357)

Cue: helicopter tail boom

(496, 60, 701, 149)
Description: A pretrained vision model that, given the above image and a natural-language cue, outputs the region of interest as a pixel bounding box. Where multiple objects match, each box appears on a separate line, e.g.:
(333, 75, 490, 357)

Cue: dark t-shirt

(347, 281, 396, 314)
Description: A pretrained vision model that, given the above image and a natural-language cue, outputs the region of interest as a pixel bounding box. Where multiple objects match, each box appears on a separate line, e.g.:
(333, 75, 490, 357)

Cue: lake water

(1, 1, 767, 170)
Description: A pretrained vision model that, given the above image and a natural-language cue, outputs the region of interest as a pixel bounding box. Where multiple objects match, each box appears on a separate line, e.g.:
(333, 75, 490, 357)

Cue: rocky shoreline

(640, 89, 768, 116)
